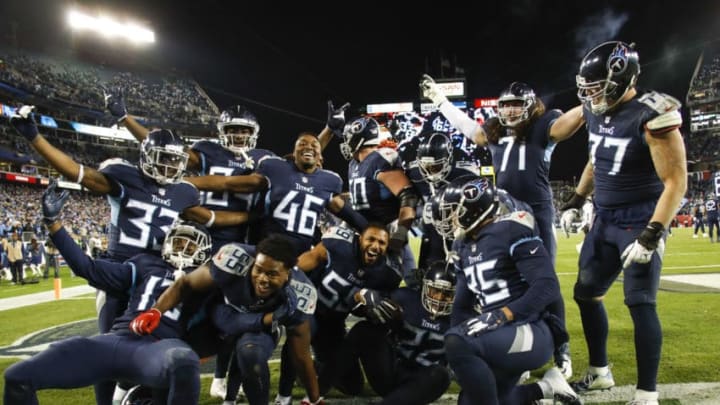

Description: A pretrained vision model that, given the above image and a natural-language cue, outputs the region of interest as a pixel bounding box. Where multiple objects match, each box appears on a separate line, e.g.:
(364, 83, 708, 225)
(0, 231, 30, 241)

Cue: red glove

(130, 308, 162, 335)
(300, 397, 325, 405)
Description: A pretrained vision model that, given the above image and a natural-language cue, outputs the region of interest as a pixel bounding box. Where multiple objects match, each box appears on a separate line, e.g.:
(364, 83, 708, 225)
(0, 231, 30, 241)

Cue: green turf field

(0, 226, 718, 403)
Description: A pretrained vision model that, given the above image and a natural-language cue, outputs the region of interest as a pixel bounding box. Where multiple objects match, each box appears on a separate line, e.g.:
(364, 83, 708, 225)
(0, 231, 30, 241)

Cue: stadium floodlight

(67, 10, 155, 44)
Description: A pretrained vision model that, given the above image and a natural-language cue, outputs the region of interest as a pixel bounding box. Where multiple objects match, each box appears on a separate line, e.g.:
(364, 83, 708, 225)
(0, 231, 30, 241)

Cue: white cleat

(210, 377, 227, 399)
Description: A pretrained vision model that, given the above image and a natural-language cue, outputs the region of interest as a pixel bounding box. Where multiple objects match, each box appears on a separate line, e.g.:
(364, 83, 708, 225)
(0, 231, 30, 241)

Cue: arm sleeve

(439, 102, 482, 139)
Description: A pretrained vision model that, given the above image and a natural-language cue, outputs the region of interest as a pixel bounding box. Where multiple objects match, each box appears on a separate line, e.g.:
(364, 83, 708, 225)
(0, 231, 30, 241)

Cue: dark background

(1, 0, 719, 182)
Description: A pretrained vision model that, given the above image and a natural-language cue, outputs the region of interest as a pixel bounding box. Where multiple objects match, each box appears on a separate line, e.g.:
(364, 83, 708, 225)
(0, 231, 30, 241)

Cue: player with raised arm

(565, 41, 687, 405)
(130, 234, 323, 405)
(421, 74, 585, 378)
(4, 181, 212, 405)
(437, 177, 580, 405)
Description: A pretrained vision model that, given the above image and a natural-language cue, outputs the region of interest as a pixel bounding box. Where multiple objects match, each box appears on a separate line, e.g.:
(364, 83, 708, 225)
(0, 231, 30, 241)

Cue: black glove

(367, 298, 403, 325)
(102, 85, 128, 121)
(272, 284, 298, 325)
(10, 105, 39, 142)
(326, 101, 350, 137)
(42, 179, 70, 225)
(356, 288, 383, 309)
(559, 193, 586, 211)
(388, 225, 409, 254)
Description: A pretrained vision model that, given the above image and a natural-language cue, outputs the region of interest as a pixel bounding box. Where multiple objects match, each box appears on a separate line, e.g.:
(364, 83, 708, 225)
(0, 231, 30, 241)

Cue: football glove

(300, 397, 325, 405)
(326, 100, 350, 137)
(621, 221, 665, 269)
(102, 85, 128, 121)
(41, 179, 70, 225)
(559, 192, 586, 211)
(388, 225, 409, 254)
(367, 298, 403, 325)
(419, 74, 448, 107)
(10, 105, 39, 142)
(356, 288, 383, 308)
(130, 308, 162, 335)
(462, 309, 508, 336)
(272, 284, 298, 325)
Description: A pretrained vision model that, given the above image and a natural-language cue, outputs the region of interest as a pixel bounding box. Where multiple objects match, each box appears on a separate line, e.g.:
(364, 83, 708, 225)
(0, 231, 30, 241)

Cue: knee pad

(236, 343, 269, 369)
(165, 347, 200, 381)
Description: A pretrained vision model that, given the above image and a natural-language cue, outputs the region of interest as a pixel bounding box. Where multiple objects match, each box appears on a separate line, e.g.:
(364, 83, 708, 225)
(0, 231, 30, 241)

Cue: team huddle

(3, 40, 687, 405)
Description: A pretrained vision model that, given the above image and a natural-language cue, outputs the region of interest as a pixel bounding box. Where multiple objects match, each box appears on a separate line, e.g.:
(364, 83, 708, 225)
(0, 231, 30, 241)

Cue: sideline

(0, 285, 95, 311)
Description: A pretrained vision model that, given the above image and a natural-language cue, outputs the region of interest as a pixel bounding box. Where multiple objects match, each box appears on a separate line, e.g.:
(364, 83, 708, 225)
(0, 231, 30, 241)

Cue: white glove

(621, 238, 664, 269)
(419, 74, 448, 107)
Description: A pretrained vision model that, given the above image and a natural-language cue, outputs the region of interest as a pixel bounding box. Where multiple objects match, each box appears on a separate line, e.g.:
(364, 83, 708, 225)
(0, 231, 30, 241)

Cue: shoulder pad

(645, 110, 682, 133)
(98, 158, 134, 171)
(638, 91, 682, 114)
(212, 243, 255, 276)
(376, 147, 399, 164)
(289, 277, 317, 315)
(498, 210, 536, 230)
(322, 226, 356, 243)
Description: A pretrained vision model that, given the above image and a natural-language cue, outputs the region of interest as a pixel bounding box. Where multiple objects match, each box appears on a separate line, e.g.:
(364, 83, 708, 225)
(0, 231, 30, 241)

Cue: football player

(188, 132, 368, 255)
(436, 177, 580, 404)
(274, 223, 402, 403)
(3, 181, 212, 405)
(398, 130, 479, 269)
(706, 193, 719, 242)
(131, 234, 322, 405)
(341, 261, 455, 405)
(421, 75, 585, 378)
(564, 41, 687, 405)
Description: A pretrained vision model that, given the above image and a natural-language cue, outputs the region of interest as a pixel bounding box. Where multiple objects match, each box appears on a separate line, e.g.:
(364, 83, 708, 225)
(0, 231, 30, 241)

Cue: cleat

(539, 367, 582, 404)
(554, 342, 573, 380)
(570, 368, 615, 392)
(210, 377, 227, 399)
(274, 394, 292, 405)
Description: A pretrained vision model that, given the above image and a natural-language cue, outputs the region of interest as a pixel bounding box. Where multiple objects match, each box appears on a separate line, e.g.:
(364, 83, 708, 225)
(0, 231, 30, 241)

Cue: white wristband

(76, 165, 85, 184)
(204, 210, 216, 228)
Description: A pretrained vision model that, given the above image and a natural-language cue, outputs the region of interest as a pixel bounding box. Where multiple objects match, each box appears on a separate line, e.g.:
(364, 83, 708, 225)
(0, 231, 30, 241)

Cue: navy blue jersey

(316, 226, 403, 313)
(397, 135, 479, 201)
(50, 227, 190, 339)
(391, 287, 449, 367)
(451, 211, 558, 325)
(706, 198, 718, 219)
(209, 243, 317, 328)
(348, 148, 403, 225)
(487, 110, 561, 204)
(584, 91, 675, 210)
(99, 159, 200, 261)
(257, 157, 343, 254)
(191, 141, 275, 249)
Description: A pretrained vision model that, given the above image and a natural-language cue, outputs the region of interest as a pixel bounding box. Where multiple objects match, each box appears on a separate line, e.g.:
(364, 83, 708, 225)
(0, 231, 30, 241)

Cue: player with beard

(274, 223, 402, 403)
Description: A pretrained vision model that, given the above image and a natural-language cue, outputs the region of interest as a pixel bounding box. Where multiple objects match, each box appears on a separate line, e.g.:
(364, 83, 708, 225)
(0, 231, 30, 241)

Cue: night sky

(1, 0, 719, 182)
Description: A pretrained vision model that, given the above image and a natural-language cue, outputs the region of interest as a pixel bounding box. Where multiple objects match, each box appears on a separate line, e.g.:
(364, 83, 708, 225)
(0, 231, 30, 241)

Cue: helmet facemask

(161, 221, 211, 270)
(141, 144, 189, 185)
(422, 278, 455, 318)
(498, 97, 534, 127)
